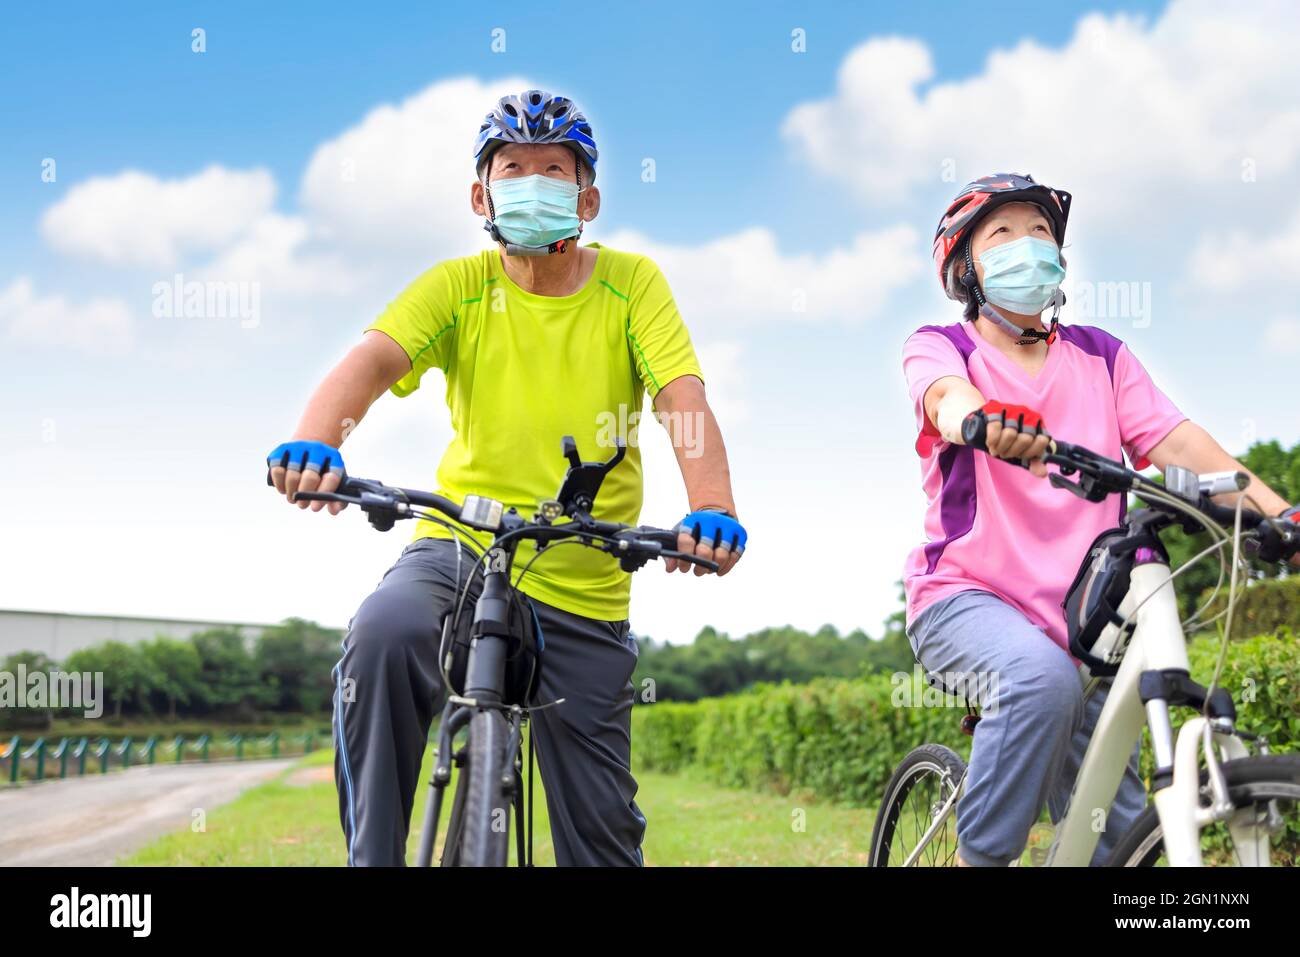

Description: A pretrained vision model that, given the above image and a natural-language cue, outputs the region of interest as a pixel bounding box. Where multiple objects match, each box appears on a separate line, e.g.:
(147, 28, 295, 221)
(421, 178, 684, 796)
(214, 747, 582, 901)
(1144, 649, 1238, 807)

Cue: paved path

(0, 760, 296, 866)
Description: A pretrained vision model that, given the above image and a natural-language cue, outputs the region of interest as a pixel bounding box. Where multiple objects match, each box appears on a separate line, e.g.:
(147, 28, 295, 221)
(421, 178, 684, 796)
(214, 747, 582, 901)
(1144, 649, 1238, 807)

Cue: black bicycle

(294, 435, 716, 866)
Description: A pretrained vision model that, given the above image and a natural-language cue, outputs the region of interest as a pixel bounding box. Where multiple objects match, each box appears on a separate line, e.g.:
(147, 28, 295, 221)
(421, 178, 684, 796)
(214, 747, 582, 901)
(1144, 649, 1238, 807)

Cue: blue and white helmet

(473, 90, 597, 183)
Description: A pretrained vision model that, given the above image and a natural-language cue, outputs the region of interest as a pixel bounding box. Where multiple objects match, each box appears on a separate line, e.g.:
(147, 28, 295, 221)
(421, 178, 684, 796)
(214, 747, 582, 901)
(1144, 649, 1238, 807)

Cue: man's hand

(266, 440, 348, 514)
(666, 509, 747, 577)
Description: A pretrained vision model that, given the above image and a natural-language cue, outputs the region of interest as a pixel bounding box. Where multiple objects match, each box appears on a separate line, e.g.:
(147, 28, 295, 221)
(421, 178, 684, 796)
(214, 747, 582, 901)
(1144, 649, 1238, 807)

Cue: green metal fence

(1, 731, 319, 785)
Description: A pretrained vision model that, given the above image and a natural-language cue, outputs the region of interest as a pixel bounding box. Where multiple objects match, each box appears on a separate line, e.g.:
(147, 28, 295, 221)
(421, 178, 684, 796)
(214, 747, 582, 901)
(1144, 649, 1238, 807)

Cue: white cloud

(199, 212, 360, 298)
(601, 224, 924, 333)
(1264, 318, 1300, 354)
(782, 0, 1300, 217)
(41, 166, 276, 268)
(32, 74, 924, 335)
(1189, 202, 1300, 290)
(694, 341, 747, 426)
(299, 75, 530, 256)
(0, 277, 134, 354)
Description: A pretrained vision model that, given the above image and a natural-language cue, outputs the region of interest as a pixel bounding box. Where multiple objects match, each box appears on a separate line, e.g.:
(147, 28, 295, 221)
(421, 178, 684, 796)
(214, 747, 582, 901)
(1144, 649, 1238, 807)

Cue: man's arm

(652, 374, 741, 576)
(270, 330, 411, 512)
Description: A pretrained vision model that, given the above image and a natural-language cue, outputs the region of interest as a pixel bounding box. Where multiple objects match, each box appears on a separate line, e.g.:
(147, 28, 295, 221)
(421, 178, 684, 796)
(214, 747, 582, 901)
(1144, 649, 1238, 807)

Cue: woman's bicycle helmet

(933, 173, 1073, 344)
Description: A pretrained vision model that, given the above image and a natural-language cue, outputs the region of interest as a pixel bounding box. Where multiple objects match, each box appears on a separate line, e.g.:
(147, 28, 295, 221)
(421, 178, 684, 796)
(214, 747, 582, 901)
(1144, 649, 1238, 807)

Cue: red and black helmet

(933, 173, 1071, 296)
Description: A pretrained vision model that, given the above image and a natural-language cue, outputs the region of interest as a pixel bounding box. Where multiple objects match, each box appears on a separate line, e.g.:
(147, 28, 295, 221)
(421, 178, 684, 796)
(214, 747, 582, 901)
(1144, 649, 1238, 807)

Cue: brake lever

(661, 549, 721, 573)
(291, 490, 362, 506)
(1047, 473, 1090, 500)
(1252, 517, 1300, 564)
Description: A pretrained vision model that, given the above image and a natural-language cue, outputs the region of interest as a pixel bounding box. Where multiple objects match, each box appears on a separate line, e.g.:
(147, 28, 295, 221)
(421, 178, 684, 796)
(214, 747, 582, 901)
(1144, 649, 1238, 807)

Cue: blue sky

(3, 0, 1298, 644)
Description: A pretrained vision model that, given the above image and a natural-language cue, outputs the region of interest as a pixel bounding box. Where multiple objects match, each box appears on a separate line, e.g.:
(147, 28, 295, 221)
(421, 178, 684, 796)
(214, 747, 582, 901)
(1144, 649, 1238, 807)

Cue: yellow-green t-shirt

(365, 243, 704, 621)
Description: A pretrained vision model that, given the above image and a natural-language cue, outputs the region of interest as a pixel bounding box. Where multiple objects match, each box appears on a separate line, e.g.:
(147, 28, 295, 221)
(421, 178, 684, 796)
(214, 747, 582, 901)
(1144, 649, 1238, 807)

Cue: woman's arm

(1145, 420, 1291, 517)
(923, 375, 1053, 476)
(1145, 420, 1298, 568)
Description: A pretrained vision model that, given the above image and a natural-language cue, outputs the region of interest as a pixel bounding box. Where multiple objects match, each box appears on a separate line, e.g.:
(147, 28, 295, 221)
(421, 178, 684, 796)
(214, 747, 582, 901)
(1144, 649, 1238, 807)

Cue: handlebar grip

(960, 410, 989, 452)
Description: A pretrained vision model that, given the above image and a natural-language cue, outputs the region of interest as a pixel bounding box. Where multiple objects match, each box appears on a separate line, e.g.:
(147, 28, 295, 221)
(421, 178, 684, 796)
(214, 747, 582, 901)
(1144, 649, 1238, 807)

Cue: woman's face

(963, 201, 1056, 286)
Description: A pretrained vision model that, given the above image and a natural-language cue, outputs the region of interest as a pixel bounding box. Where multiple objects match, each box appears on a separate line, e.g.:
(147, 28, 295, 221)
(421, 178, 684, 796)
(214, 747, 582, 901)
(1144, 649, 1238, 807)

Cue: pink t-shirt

(902, 322, 1187, 653)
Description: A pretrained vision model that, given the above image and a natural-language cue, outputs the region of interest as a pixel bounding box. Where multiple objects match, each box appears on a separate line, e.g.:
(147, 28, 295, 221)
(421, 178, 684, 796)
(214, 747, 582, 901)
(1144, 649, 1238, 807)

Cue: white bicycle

(870, 432, 1300, 867)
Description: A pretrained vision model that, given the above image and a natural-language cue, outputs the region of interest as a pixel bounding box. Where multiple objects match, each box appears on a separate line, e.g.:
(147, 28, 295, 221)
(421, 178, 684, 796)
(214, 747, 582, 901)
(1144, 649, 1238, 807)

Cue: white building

(0, 609, 274, 660)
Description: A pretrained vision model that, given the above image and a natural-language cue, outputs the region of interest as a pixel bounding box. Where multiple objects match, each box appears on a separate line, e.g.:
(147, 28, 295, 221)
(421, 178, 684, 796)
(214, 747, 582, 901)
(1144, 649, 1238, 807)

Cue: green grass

(122, 747, 882, 866)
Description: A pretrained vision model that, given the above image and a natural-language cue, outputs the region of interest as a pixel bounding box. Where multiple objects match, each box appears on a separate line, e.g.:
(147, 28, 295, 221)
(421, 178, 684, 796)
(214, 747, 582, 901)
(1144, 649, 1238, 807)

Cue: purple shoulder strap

(1056, 324, 1122, 381)
(914, 322, 976, 367)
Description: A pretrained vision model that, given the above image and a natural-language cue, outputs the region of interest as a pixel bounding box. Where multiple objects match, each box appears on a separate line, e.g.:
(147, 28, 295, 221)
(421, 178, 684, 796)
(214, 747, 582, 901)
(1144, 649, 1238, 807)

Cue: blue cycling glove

(678, 509, 747, 556)
(267, 440, 347, 479)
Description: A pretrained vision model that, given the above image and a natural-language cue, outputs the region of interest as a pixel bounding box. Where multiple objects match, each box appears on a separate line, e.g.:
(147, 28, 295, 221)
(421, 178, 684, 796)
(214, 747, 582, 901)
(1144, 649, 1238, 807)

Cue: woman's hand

(977, 401, 1052, 477)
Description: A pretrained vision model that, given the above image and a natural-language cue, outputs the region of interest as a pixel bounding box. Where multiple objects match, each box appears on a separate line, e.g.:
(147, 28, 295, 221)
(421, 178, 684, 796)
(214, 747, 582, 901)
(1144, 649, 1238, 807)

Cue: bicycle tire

(869, 743, 966, 867)
(458, 708, 512, 867)
(1107, 754, 1300, 867)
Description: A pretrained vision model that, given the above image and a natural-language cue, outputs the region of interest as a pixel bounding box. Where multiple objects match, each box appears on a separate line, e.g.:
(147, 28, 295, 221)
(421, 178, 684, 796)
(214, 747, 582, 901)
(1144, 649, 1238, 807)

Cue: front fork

(416, 544, 525, 867)
(1145, 687, 1273, 866)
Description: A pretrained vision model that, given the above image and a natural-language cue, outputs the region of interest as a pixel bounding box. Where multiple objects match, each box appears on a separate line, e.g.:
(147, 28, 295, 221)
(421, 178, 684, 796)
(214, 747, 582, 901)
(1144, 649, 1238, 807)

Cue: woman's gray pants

(907, 589, 1148, 866)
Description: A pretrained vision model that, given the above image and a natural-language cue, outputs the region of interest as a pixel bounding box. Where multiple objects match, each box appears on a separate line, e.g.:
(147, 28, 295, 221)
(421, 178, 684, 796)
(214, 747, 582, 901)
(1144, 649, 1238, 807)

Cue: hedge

(635, 666, 969, 805)
(634, 628, 1299, 809)
(1195, 575, 1300, 640)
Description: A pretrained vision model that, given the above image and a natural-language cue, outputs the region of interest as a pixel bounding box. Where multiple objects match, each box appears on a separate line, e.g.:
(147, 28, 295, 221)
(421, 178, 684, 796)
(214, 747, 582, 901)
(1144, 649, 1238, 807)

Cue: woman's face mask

(487, 173, 583, 248)
(977, 235, 1065, 315)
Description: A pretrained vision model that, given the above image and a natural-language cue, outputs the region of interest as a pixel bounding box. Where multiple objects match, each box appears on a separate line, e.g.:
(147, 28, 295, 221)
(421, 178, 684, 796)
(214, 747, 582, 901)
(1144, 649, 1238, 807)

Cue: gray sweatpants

(906, 589, 1147, 866)
(333, 537, 646, 866)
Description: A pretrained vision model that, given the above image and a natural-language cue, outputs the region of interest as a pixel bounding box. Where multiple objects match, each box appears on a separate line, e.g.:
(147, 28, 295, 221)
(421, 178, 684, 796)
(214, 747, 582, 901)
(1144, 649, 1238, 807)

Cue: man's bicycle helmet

(473, 89, 597, 185)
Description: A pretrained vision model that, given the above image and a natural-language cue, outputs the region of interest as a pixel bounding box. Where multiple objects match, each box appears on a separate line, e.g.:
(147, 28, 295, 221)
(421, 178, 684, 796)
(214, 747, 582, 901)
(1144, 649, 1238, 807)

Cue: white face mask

(978, 236, 1065, 314)
(487, 174, 582, 248)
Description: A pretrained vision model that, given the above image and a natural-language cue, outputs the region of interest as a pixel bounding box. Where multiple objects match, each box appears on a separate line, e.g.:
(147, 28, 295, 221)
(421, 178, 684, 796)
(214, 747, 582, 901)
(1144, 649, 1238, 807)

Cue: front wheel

(869, 744, 966, 867)
(456, 709, 512, 867)
(1107, 754, 1300, 867)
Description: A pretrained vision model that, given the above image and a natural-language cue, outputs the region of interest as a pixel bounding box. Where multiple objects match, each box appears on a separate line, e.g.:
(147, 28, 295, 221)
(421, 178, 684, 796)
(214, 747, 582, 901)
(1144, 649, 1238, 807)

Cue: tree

(64, 642, 154, 720)
(140, 636, 203, 719)
(189, 627, 269, 717)
(254, 618, 341, 713)
(0, 651, 59, 730)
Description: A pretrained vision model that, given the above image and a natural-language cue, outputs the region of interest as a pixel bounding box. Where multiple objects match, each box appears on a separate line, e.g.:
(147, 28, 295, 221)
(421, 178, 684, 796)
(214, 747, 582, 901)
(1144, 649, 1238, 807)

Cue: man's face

(470, 142, 600, 224)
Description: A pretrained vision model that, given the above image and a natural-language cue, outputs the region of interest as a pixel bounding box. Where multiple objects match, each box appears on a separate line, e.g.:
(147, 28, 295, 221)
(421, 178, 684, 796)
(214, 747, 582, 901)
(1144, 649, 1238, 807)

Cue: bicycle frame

(1046, 560, 1258, 866)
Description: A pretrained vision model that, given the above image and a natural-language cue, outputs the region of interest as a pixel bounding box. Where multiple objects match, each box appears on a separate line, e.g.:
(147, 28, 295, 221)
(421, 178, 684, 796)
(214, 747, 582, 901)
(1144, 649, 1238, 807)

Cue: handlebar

(961, 410, 1300, 563)
(278, 437, 720, 573)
